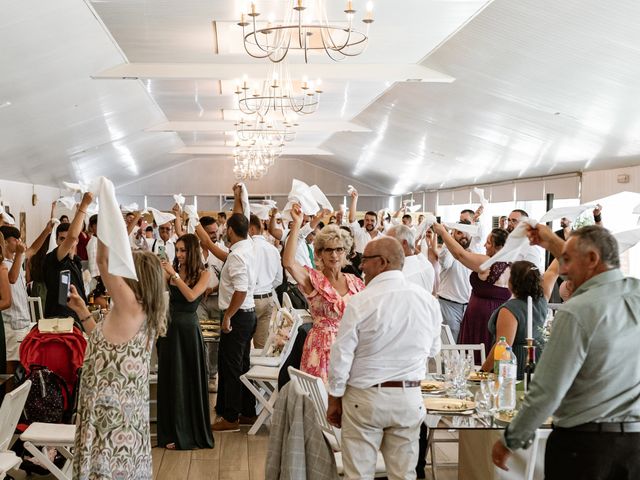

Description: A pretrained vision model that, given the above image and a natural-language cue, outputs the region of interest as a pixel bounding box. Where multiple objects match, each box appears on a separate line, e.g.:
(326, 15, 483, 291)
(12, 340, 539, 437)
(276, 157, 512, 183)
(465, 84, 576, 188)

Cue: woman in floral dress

(282, 205, 365, 383)
(68, 238, 167, 480)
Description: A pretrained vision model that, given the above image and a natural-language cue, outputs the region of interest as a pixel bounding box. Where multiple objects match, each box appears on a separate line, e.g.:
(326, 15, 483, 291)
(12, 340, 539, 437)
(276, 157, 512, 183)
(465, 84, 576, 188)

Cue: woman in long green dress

(69, 231, 167, 479)
(157, 233, 213, 450)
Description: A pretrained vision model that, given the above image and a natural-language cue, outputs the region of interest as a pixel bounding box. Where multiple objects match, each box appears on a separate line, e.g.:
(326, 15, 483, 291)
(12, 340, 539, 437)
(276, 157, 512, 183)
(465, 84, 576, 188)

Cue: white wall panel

(490, 184, 515, 203)
(581, 166, 640, 203)
(516, 180, 545, 201)
(453, 188, 472, 205)
(544, 176, 580, 200)
(438, 190, 454, 206)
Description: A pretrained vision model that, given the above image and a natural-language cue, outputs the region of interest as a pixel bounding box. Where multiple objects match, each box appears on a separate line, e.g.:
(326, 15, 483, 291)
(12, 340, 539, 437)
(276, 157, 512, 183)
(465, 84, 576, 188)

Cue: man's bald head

(361, 237, 405, 284)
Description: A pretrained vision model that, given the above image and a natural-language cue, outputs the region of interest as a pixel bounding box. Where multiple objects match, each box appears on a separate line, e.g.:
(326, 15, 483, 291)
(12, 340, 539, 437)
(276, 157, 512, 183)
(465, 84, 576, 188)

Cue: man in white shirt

(1, 223, 52, 372)
(327, 237, 442, 480)
(431, 223, 473, 342)
(86, 214, 99, 281)
(507, 209, 545, 270)
(387, 224, 435, 295)
(149, 221, 176, 263)
(249, 214, 282, 349)
(348, 189, 381, 254)
(460, 207, 486, 254)
(196, 196, 257, 432)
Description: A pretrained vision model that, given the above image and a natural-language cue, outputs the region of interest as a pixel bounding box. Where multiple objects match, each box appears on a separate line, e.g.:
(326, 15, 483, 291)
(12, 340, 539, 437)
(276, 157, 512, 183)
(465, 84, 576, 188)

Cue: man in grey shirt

(492, 225, 640, 479)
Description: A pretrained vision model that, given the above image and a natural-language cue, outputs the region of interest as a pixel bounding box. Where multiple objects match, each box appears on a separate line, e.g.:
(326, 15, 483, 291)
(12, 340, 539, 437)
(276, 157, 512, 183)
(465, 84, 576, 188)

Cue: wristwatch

(172, 273, 180, 281)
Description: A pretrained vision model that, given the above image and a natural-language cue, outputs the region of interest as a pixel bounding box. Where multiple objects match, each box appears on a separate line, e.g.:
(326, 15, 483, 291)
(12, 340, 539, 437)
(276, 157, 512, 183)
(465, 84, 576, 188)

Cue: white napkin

(89, 177, 137, 280)
(147, 207, 176, 226)
(193, 195, 198, 212)
(1, 211, 15, 225)
(250, 204, 271, 221)
(56, 196, 77, 211)
(238, 183, 250, 220)
(539, 204, 597, 223)
(445, 222, 479, 237)
(120, 203, 139, 213)
(613, 227, 640, 254)
(415, 214, 437, 239)
(408, 204, 421, 213)
(47, 219, 61, 253)
(62, 181, 88, 194)
(480, 219, 538, 271)
(347, 185, 356, 195)
(309, 185, 333, 212)
(184, 205, 199, 234)
(86, 200, 99, 216)
(633, 203, 640, 215)
(281, 180, 321, 220)
(473, 187, 489, 208)
(143, 196, 148, 212)
(173, 193, 185, 208)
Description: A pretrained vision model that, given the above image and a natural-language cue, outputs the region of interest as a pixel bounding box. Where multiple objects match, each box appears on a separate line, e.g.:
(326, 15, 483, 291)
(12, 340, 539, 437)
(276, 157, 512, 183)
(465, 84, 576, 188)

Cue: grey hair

(386, 224, 416, 253)
(571, 226, 620, 269)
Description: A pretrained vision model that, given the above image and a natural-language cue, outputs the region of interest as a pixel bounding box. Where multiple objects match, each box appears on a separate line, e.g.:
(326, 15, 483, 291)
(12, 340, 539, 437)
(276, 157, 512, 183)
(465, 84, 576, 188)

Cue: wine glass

(487, 374, 503, 413)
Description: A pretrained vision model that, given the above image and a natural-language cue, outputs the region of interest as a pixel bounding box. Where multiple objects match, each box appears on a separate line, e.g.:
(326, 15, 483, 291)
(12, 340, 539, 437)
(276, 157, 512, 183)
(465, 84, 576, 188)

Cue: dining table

(421, 376, 551, 480)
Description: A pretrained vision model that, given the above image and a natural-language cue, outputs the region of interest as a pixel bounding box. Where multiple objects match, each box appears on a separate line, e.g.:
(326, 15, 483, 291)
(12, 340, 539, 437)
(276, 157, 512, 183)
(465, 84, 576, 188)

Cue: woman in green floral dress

(68, 237, 167, 480)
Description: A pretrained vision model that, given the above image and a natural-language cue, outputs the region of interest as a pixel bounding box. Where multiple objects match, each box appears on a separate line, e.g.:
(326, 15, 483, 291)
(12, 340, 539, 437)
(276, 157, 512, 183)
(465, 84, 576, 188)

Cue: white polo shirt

(218, 238, 256, 311)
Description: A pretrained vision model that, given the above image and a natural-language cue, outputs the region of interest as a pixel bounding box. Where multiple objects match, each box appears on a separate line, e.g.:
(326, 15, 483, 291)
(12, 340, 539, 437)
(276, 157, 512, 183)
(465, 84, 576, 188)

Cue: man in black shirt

(43, 192, 93, 320)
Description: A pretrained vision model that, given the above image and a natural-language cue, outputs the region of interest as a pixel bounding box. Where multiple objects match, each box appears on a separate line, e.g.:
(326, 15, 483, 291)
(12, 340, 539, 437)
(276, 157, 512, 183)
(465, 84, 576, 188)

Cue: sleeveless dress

(458, 262, 511, 358)
(488, 297, 548, 379)
(156, 285, 213, 450)
(300, 267, 365, 383)
(73, 321, 154, 480)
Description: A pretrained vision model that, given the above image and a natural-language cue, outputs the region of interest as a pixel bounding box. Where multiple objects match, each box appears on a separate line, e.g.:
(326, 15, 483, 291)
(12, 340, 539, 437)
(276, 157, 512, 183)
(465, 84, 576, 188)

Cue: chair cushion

(250, 356, 280, 368)
(20, 422, 75, 444)
(244, 365, 279, 381)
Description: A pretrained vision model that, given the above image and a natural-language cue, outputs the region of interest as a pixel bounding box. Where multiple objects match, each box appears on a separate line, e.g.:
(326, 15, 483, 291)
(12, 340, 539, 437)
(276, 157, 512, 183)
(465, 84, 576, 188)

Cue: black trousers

(215, 310, 257, 422)
(546, 428, 640, 480)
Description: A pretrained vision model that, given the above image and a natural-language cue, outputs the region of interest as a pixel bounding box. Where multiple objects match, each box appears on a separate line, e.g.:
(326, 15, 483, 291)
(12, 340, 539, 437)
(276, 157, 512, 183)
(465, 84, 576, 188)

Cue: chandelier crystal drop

(238, 0, 374, 63)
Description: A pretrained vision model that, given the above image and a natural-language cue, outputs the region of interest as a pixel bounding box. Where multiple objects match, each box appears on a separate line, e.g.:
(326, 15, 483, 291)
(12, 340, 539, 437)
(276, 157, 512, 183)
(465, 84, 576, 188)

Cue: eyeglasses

(361, 254, 383, 262)
(323, 247, 345, 254)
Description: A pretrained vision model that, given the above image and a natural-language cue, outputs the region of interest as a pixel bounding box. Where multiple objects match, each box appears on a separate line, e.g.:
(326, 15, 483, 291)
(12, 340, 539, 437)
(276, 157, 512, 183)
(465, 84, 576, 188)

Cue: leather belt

(253, 293, 272, 299)
(376, 380, 421, 388)
(239, 307, 255, 313)
(438, 296, 468, 306)
(555, 422, 640, 433)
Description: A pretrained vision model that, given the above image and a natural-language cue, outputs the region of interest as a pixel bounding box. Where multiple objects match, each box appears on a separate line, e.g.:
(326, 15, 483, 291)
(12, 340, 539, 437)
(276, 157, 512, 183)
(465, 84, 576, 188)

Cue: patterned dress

(300, 267, 365, 383)
(73, 321, 154, 480)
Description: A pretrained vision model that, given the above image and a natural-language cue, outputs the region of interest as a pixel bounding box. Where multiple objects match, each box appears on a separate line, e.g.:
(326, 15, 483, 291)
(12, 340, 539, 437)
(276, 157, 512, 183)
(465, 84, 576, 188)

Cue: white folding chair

(282, 292, 293, 313)
(251, 309, 295, 367)
(271, 289, 282, 310)
(27, 296, 43, 323)
(240, 310, 303, 435)
(524, 429, 551, 480)
(440, 324, 455, 345)
(287, 368, 387, 477)
(434, 344, 486, 374)
(0, 380, 32, 480)
(21, 422, 76, 480)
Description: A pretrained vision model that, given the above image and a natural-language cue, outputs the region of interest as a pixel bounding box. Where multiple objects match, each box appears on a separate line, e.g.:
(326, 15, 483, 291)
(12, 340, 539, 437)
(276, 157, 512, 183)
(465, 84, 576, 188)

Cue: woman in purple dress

(433, 224, 510, 356)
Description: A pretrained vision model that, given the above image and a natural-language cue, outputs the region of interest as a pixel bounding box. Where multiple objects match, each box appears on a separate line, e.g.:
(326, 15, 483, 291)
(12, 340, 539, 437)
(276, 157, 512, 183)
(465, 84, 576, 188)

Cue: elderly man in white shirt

(430, 223, 473, 342)
(149, 221, 177, 263)
(348, 189, 381, 254)
(386, 224, 435, 295)
(249, 213, 282, 349)
(196, 191, 257, 432)
(327, 236, 442, 480)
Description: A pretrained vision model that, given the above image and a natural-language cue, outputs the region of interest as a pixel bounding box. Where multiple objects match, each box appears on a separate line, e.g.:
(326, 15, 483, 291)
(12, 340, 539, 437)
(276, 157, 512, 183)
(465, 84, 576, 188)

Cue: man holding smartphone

(43, 192, 92, 321)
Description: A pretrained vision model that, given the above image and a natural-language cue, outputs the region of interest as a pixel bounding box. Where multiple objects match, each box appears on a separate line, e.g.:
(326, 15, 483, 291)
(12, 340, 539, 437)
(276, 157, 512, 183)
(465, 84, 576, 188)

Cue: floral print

(73, 322, 154, 480)
(300, 267, 365, 383)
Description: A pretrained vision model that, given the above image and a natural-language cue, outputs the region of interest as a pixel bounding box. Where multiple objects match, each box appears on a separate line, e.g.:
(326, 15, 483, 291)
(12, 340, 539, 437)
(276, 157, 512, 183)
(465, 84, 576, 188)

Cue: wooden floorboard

(188, 459, 220, 479)
(156, 449, 192, 480)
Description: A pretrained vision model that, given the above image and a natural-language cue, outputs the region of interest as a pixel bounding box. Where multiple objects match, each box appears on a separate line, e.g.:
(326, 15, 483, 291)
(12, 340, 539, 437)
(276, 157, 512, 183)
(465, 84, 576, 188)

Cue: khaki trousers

(342, 385, 425, 480)
(253, 296, 275, 350)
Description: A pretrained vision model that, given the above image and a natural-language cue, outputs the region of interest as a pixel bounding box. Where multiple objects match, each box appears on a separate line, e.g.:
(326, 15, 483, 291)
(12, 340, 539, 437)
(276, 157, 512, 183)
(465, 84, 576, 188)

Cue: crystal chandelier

(233, 143, 281, 180)
(235, 62, 322, 117)
(238, 0, 374, 63)
(234, 115, 296, 144)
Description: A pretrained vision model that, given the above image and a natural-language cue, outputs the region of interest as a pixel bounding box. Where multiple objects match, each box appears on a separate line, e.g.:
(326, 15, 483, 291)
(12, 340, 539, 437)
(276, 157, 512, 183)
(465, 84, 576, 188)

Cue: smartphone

(157, 244, 167, 260)
(58, 270, 71, 307)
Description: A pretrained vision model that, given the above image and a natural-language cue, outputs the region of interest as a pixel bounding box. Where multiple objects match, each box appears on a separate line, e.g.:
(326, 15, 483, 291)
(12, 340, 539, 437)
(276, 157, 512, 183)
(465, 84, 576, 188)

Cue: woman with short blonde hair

(283, 206, 364, 383)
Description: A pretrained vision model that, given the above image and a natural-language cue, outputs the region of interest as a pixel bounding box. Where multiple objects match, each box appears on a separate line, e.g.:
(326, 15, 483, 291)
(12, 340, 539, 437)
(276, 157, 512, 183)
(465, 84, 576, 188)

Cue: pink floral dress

(300, 267, 365, 383)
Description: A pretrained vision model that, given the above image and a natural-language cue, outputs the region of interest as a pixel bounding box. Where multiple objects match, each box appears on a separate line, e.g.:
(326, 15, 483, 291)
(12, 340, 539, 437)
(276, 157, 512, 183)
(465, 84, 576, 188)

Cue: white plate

(424, 397, 476, 412)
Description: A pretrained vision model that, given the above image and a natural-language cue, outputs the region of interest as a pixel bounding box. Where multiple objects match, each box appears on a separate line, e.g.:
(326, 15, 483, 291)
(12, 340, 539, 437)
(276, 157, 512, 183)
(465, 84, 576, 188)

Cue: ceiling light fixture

(238, 0, 374, 63)
(235, 63, 322, 117)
